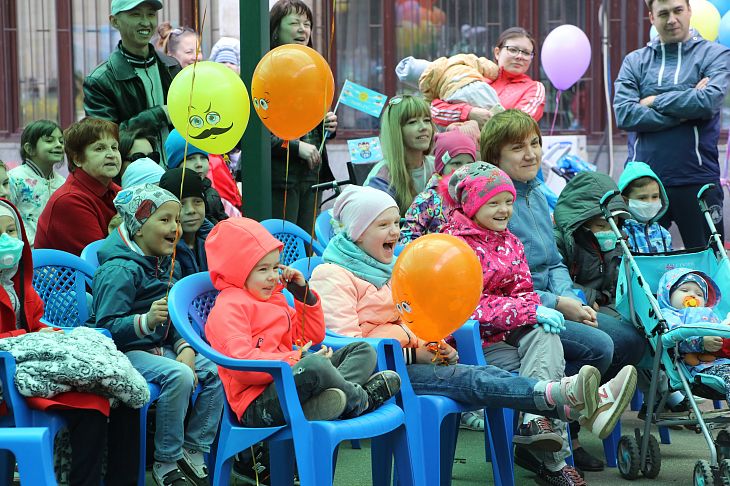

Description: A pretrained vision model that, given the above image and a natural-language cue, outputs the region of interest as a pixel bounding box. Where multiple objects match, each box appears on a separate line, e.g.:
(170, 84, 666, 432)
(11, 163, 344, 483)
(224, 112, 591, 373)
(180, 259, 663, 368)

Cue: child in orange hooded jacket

(204, 217, 401, 426)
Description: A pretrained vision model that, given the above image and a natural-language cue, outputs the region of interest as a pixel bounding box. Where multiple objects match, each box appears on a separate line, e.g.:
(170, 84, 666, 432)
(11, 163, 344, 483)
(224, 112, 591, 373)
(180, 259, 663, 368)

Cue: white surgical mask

(628, 199, 661, 222)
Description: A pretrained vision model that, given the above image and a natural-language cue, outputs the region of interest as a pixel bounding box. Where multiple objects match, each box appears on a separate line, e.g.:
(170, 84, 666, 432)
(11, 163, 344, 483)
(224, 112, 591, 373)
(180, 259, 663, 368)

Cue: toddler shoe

(583, 365, 637, 439)
(302, 388, 347, 421)
(363, 370, 401, 413)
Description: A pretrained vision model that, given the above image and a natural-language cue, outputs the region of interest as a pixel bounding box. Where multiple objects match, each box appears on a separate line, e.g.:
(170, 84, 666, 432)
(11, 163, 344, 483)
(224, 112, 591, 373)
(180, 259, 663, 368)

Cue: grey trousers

(484, 326, 570, 469)
(241, 341, 376, 427)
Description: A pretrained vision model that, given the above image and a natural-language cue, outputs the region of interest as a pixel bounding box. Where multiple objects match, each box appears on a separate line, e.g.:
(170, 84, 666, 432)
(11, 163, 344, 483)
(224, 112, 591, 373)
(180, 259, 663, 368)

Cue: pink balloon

(541, 25, 592, 91)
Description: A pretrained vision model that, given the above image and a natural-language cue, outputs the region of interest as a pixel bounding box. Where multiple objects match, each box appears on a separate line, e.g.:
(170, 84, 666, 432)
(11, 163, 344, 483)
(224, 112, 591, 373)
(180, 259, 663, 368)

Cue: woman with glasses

(154, 22, 202, 69)
(268, 0, 337, 235)
(364, 95, 436, 215)
(116, 127, 159, 184)
(432, 27, 546, 127)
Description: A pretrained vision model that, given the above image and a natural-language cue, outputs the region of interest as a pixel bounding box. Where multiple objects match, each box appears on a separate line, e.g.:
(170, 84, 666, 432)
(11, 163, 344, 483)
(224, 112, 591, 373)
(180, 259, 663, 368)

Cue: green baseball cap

(111, 0, 163, 15)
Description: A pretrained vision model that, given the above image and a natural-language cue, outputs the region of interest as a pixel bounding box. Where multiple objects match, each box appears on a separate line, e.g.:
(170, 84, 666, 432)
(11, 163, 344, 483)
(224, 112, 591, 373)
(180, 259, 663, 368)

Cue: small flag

(347, 137, 383, 163)
(338, 80, 387, 118)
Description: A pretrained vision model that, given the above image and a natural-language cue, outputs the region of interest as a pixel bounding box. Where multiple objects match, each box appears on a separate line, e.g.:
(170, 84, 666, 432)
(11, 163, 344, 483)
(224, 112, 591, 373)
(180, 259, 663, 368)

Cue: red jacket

(0, 199, 108, 415)
(431, 68, 545, 125)
(208, 154, 242, 209)
(205, 218, 325, 420)
(34, 169, 120, 256)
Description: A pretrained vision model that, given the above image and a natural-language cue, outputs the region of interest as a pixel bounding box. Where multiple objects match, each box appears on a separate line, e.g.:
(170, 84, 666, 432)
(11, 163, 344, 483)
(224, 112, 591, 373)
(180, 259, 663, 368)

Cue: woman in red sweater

(35, 117, 121, 255)
(431, 27, 546, 127)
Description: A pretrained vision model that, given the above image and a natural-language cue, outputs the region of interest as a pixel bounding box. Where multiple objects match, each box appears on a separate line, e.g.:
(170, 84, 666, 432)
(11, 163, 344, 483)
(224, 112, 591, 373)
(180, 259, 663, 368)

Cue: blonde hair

(379, 95, 435, 214)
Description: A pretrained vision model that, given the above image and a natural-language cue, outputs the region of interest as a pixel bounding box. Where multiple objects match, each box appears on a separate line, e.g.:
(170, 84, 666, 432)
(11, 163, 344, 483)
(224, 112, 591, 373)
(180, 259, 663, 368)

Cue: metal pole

(240, 0, 272, 220)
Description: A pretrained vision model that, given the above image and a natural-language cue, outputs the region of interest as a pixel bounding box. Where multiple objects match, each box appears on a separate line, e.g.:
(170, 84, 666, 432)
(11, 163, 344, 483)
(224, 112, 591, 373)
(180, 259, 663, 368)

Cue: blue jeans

(560, 314, 646, 381)
(126, 348, 224, 463)
(406, 363, 560, 418)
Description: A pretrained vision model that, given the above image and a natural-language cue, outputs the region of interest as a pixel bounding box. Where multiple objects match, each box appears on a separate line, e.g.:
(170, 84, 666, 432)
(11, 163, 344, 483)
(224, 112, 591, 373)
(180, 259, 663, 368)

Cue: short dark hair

(64, 117, 119, 172)
(495, 27, 537, 59)
(623, 176, 659, 197)
(269, 0, 313, 48)
(20, 119, 62, 161)
(645, 0, 690, 13)
(119, 127, 156, 162)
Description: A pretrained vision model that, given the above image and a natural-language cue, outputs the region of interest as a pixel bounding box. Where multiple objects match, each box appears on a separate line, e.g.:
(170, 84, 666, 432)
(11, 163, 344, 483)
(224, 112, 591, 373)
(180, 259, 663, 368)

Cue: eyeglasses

(129, 151, 160, 163)
(502, 45, 534, 59)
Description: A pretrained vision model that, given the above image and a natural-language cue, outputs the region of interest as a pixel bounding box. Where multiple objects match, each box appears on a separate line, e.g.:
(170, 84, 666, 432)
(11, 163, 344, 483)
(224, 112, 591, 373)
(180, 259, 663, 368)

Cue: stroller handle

(697, 183, 715, 213)
(599, 189, 621, 221)
(311, 179, 352, 193)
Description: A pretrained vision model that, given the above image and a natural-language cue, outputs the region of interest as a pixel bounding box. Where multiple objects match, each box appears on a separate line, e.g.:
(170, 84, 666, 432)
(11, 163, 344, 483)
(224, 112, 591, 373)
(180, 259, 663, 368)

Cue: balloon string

(549, 90, 561, 136)
(282, 145, 289, 224)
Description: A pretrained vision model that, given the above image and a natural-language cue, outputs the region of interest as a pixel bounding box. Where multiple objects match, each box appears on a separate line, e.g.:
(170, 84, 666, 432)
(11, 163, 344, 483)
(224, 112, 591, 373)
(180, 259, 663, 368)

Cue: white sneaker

(583, 365, 637, 439)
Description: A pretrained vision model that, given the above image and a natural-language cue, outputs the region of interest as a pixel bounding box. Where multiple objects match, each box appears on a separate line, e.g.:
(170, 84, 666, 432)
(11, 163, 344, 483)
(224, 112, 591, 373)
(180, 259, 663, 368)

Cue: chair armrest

(452, 320, 486, 366)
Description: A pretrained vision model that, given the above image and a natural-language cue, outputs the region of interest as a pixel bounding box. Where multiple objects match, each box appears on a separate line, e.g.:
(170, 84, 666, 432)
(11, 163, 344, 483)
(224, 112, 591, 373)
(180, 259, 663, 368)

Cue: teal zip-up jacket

(507, 178, 577, 308)
(90, 225, 188, 354)
(617, 161, 672, 254)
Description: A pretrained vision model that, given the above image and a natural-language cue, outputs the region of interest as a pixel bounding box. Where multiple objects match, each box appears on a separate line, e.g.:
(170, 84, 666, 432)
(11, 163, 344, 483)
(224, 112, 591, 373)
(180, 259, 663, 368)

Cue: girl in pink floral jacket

(440, 162, 575, 473)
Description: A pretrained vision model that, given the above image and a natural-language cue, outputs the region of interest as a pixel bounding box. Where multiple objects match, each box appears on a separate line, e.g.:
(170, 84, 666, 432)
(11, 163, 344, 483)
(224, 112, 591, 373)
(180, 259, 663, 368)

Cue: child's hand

(280, 266, 306, 288)
(176, 348, 198, 387)
(436, 341, 459, 365)
(704, 336, 723, 352)
(295, 341, 313, 356)
(39, 327, 63, 333)
(146, 298, 168, 329)
(313, 346, 334, 359)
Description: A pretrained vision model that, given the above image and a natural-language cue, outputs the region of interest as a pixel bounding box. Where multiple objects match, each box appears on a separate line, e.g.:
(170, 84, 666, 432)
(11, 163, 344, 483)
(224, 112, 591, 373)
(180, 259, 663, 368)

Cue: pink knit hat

(433, 131, 477, 174)
(333, 185, 399, 241)
(441, 162, 516, 218)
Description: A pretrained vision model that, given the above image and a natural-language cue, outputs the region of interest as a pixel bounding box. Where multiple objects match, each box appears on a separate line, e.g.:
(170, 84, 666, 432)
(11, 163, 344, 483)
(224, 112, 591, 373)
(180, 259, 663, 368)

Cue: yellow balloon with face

(168, 61, 250, 154)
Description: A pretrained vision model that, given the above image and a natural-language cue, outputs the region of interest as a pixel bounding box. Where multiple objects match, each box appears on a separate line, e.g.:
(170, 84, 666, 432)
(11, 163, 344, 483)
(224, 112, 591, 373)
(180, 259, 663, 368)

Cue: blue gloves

(535, 305, 566, 334)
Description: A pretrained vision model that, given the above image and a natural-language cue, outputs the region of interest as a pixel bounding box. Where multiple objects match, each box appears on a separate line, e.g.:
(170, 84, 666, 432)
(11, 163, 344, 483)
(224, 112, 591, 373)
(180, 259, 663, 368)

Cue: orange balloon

(391, 234, 482, 342)
(251, 44, 335, 140)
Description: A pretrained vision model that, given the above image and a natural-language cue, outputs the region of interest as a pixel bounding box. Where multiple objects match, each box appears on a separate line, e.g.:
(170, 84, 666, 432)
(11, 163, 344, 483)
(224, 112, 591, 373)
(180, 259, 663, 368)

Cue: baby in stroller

(658, 268, 730, 395)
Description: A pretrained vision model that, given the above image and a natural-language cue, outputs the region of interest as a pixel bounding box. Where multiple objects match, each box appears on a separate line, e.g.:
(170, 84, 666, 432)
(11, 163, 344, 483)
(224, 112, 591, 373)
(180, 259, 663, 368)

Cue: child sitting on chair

(91, 184, 224, 486)
(658, 268, 730, 373)
(204, 217, 401, 428)
(400, 131, 476, 244)
(440, 162, 597, 478)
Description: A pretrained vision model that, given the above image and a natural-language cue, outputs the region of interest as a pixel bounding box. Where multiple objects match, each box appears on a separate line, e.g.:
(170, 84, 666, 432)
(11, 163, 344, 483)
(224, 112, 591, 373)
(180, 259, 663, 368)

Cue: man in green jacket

(83, 0, 181, 166)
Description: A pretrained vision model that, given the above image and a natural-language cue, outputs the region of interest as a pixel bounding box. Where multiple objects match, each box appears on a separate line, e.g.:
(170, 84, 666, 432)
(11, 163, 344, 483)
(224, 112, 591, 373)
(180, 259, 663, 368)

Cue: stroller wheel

(692, 459, 713, 486)
(720, 459, 730, 484)
(642, 434, 661, 479)
(717, 430, 730, 462)
(617, 435, 641, 480)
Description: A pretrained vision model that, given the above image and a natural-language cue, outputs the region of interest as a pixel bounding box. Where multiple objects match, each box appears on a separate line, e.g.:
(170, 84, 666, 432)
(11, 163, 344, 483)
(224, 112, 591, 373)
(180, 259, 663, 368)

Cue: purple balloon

(541, 25, 592, 91)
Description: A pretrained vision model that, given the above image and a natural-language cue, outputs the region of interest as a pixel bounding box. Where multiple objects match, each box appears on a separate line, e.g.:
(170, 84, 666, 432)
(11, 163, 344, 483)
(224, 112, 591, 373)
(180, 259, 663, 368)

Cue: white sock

(522, 412, 540, 425)
(154, 461, 178, 477)
(666, 391, 684, 407)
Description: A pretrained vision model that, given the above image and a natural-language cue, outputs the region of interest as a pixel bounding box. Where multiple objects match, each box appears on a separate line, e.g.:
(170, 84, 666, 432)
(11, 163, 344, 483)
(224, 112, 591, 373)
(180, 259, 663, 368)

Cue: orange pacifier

(683, 296, 699, 307)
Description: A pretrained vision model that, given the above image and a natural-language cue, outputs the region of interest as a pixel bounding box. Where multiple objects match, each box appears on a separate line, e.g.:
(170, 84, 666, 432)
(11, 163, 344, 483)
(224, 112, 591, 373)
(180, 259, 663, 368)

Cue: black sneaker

(363, 370, 401, 413)
(535, 464, 586, 486)
(232, 444, 270, 486)
(515, 447, 585, 479)
(572, 447, 604, 472)
(512, 417, 563, 452)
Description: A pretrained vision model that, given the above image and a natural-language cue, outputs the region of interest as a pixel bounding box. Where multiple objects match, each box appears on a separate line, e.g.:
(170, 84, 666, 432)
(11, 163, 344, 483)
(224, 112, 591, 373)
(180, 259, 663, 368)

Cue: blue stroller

(600, 184, 730, 485)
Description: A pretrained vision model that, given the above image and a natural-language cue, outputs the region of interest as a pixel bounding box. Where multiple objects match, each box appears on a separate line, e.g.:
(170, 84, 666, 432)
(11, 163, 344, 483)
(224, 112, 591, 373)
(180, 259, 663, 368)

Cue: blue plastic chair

(0, 427, 57, 486)
(31, 248, 158, 486)
(315, 209, 335, 247)
(31, 249, 95, 328)
(80, 239, 105, 269)
(261, 219, 325, 266)
(168, 272, 420, 486)
(290, 256, 324, 280)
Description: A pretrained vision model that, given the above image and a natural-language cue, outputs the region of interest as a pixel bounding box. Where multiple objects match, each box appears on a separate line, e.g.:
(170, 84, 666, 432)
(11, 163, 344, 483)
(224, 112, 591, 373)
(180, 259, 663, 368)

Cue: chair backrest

(260, 219, 325, 266)
(314, 209, 335, 247)
(31, 249, 95, 327)
(347, 161, 377, 186)
(290, 256, 324, 281)
(80, 239, 105, 269)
